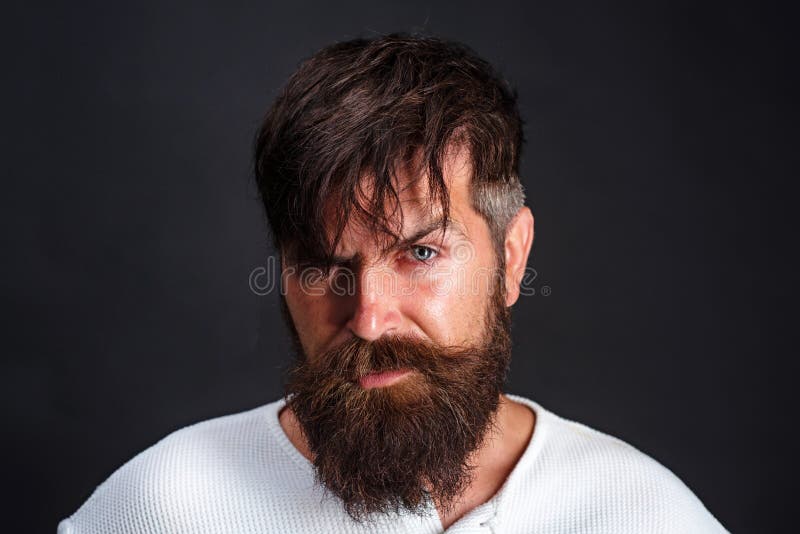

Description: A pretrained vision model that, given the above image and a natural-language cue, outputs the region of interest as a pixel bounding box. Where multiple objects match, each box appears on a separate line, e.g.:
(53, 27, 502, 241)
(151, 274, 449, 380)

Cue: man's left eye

(410, 245, 438, 262)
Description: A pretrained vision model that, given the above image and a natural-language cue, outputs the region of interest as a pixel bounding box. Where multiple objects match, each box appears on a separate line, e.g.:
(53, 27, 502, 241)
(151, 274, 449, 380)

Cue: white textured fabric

(58, 395, 728, 533)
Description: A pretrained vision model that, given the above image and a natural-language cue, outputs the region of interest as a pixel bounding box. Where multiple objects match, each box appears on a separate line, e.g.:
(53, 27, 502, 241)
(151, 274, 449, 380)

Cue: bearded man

(58, 34, 728, 533)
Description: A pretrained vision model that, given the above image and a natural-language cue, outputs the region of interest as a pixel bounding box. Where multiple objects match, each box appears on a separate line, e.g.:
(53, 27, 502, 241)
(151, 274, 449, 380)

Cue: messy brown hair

(254, 34, 525, 269)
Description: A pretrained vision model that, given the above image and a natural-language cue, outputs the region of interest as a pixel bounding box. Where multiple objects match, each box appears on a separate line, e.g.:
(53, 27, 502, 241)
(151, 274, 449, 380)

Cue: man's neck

(277, 393, 536, 530)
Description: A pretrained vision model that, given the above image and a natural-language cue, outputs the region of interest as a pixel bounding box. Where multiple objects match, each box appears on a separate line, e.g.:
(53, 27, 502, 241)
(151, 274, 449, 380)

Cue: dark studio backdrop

(2, 1, 793, 532)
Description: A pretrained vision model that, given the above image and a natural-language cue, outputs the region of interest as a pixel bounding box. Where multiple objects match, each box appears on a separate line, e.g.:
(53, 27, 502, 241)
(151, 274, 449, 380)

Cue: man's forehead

(321, 177, 437, 231)
(287, 143, 475, 265)
(387, 142, 471, 200)
(331, 143, 472, 224)
(328, 210, 468, 262)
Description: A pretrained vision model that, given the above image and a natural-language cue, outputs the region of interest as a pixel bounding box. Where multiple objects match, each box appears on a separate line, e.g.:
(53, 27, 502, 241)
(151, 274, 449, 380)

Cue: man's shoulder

(505, 395, 728, 533)
(58, 398, 307, 534)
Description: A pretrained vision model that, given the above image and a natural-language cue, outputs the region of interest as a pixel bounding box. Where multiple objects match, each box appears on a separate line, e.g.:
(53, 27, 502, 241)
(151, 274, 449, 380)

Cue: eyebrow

(330, 218, 469, 265)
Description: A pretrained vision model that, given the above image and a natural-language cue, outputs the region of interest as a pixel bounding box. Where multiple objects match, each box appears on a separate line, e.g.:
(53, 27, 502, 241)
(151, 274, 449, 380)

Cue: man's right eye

(297, 262, 346, 278)
(294, 262, 328, 277)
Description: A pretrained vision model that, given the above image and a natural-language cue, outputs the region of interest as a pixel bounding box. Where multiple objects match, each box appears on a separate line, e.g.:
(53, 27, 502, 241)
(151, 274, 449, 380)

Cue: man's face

(282, 144, 502, 360)
(280, 145, 514, 519)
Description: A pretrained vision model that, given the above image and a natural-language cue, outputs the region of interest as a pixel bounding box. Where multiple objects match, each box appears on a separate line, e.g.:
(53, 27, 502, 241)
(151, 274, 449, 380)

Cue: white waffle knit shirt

(58, 394, 728, 533)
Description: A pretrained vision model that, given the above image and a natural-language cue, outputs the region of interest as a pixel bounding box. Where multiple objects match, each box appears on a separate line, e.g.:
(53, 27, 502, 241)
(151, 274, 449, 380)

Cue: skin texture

(279, 144, 536, 529)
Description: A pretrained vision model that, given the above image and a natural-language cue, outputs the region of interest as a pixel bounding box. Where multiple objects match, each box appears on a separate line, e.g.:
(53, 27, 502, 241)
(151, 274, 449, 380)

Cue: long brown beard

(282, 288, 512, 521)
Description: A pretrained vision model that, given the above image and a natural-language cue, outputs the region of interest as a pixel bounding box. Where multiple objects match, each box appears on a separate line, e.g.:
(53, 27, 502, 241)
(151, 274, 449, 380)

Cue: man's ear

(504, 206, 535, 307)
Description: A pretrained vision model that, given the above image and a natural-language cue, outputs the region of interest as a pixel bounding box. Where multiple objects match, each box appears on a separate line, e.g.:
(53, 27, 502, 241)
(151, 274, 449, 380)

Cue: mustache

(300, 334, 487, 383)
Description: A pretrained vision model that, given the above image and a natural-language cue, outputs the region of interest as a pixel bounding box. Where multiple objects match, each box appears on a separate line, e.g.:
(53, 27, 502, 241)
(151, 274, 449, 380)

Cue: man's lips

(358, 368, 412, 389)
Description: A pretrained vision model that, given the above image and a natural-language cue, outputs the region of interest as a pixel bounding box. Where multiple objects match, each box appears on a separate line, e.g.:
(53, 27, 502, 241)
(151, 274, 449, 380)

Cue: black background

(3, 1, 794, 532)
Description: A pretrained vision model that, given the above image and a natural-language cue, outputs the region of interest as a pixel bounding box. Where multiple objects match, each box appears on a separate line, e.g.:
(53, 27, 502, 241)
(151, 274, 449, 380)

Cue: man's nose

(344, 265, 401, 341)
